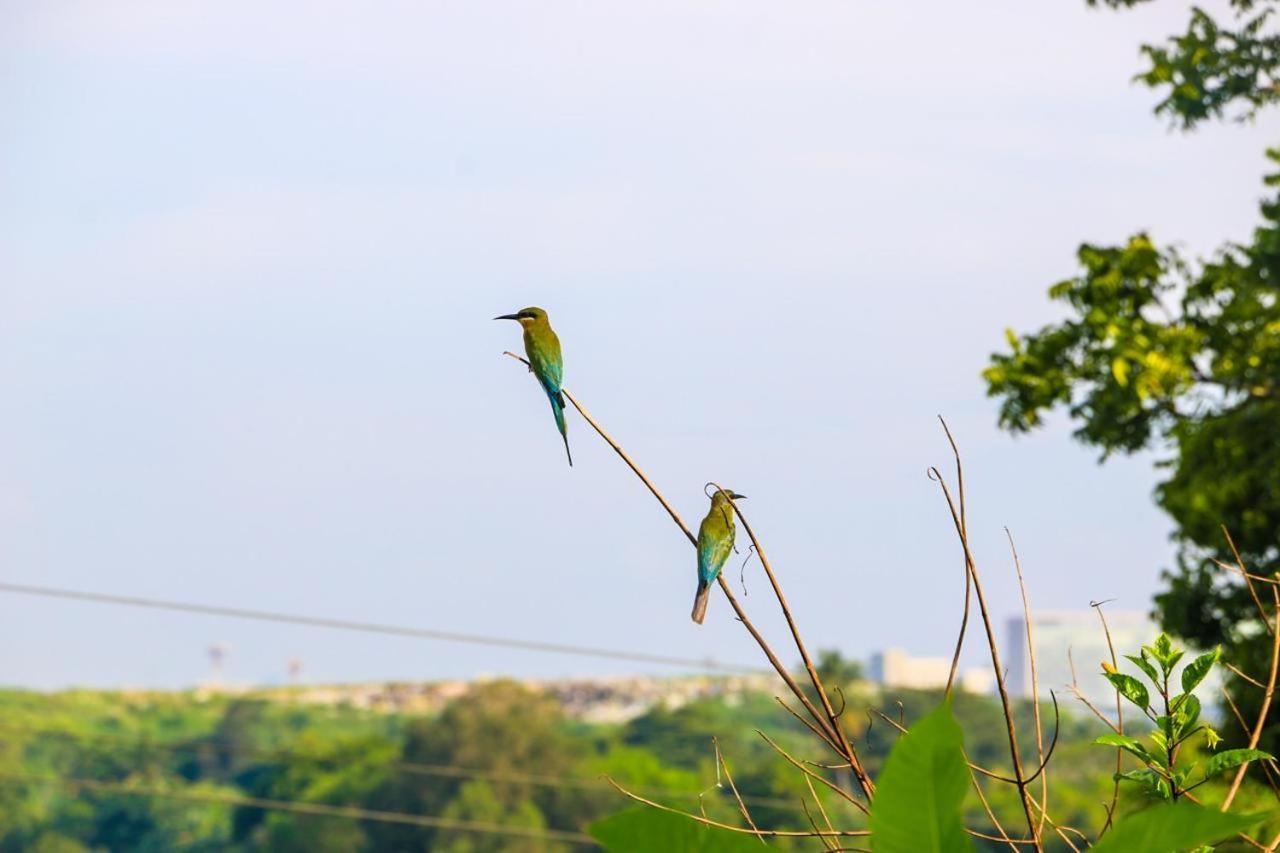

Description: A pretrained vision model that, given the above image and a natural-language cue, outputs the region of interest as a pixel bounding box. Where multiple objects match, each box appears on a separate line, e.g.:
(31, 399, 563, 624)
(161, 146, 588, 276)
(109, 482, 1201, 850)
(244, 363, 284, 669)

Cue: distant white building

(1005, 611, 1222, 716)
(869, 648, 993, 694)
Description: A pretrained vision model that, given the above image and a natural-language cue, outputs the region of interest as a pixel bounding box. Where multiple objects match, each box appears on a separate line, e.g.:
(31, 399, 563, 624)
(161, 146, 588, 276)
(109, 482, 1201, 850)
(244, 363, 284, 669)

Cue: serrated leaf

(1181, 647, 1221, 694)
(869, 703, 974, 853)
(1150, 634, 1177, 672)
(1125, 653, 1161, 685)
(1090, 802, 1269, 853)
(1203, 748, 1273, 780)
(1104, 671, 1151, 710)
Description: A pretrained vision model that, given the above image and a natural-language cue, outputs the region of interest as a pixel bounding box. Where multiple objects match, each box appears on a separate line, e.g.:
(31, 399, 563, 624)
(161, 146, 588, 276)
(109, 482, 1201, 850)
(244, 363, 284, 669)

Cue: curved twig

(1022, 691, 1061, 785)
(802, 776, 839, 852)
(940, 417, 972, 697)
(775, 696, 842, 755)
(1008, 527, 1049, 837)
(930, 420, 1040, 850)
(711, 481, 874, 799)
(713, 737, 763, 842)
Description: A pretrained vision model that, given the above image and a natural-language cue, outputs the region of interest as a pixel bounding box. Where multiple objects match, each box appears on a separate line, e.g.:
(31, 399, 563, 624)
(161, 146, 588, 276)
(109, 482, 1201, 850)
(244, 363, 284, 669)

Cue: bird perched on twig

(692, 487, 746, 624)
(494, 306, 572, 466)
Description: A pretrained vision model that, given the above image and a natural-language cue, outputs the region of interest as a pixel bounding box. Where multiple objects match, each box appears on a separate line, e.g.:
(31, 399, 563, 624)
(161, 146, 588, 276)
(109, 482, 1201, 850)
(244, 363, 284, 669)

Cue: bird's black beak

(730, 492, 747, 500)
(493, 313, 521, 321)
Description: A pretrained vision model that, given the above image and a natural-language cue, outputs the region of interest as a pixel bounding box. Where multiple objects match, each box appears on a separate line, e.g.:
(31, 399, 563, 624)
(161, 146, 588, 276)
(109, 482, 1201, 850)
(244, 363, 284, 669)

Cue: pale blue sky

(1, 1, 1275, 689)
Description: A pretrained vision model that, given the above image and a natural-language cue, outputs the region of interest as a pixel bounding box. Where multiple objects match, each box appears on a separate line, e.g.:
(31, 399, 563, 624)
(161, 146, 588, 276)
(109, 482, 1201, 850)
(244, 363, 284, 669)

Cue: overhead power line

(0, 770, 597, 846)
(0, 581, 761, 673)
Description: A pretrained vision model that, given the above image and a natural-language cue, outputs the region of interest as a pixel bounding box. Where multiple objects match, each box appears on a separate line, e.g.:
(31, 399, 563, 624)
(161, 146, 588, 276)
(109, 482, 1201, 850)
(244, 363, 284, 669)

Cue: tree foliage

(1088, 0, 1280, 127)
(986, 0, 1280, 752)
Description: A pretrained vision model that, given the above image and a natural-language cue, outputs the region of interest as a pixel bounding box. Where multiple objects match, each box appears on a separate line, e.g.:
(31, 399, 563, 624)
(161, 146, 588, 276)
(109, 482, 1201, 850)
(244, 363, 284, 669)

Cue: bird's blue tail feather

(547, 391, 572, 467)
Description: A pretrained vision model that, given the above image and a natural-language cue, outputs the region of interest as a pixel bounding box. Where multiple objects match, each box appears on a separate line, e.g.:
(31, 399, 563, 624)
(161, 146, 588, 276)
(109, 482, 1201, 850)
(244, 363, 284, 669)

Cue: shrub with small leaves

(1094, 634, 1271, 801)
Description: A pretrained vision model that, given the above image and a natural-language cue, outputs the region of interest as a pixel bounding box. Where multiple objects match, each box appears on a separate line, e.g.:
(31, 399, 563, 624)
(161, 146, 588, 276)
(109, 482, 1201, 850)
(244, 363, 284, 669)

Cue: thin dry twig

(1212, 557, 1280, 587)
(941, 416, 972, 697)
(1022, 692, 1061, 786)
(968, 770, 1020, 852)
(711, 480, 874, 799)
(756, 731, 868, 814)
(1223, 584, 1280, 811)
(603, 778, 870, 839)
(1222, 685, 1280, 799)
(1224, 525, 1276, 635)
(776, 696, 841, 754)
(1226, 661, 1268, 689)
(1007, 527, 1049, 838)
(929, 422, 1040, 850)
(1067, 647, 1122, 733)
(803, 776, 839, 852)
(713, 737, 764, 843)
(1025, 796, 1085, 853)
(1092, 600, 1124, 837)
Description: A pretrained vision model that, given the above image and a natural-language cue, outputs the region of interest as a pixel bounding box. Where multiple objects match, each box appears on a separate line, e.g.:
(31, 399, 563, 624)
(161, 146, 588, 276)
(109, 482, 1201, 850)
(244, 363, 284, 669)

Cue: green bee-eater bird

(494, 306, 572, 466)
(691, 488, 746, 624)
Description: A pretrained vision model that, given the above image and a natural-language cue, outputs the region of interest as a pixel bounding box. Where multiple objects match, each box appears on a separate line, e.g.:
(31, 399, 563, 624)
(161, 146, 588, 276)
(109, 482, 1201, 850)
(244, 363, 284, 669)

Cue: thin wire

(0, 581, 759, 673)
(0, 769, 597, 845)
(0, 721, 800, 811)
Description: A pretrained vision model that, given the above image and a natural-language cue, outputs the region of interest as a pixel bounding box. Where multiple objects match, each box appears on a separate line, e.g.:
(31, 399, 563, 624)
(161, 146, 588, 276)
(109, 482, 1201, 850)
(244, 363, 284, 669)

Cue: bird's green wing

(697, 513, 734, 586)
(525, 327, 563, 395)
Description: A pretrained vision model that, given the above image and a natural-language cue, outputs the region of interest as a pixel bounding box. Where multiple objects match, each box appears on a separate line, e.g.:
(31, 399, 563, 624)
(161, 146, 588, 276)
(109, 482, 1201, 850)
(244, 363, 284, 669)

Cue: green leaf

(1095, 733, 1155, 764)
(1125, 653, 1161, 685)
(1174, 693, 1201, 736)
(869, 702, 974, 853)
(1090, 802, 1269, 853)
(1203, 748, 1273, 780)
(1114, 769, 1164, 796)
(589, 808, 763, 852)
(1104, 671, 1151, 710)
(1181, 647, 1221, 694)
(1149, 634, 1178, 673)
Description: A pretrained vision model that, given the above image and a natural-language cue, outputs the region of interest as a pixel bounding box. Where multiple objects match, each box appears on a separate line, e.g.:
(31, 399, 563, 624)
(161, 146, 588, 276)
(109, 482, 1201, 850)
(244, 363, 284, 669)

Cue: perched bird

(494, 306, 572, 466)
(691, 488, 746, 624)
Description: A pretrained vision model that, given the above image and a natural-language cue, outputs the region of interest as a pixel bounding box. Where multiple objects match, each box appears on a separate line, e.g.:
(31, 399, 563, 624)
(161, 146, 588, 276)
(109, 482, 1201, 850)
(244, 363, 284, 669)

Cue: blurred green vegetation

(3, 673, 1274, 851)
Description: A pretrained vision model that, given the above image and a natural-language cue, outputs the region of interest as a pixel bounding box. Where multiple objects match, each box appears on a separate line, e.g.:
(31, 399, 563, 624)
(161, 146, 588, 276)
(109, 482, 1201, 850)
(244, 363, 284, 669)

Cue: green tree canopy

(986, 0, 1280, 750)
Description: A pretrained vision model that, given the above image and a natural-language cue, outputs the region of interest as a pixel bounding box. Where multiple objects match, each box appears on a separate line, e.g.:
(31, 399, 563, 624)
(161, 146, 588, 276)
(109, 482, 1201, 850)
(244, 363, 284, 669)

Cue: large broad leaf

(1090, 802, 1269, 853)
(869, 702, 974, 853)
(1181, 647, 1221, 694)
(1203, 748, 1273, 780)
(589, 808, 765, 852)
